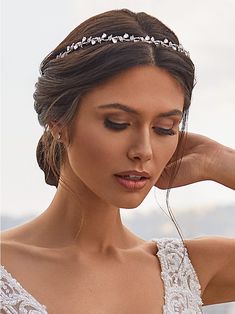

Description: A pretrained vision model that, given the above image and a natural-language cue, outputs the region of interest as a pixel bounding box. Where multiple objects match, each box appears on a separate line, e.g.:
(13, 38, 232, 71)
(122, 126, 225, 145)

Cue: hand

(155, 132, 235, 189)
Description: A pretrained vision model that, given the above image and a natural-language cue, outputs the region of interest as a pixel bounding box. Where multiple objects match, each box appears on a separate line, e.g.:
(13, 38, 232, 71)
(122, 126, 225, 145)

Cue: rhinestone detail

(56, 33, 190, 59)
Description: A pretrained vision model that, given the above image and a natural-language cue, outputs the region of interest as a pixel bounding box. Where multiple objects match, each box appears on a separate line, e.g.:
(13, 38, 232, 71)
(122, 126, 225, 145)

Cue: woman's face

(64, 65, 184, 209)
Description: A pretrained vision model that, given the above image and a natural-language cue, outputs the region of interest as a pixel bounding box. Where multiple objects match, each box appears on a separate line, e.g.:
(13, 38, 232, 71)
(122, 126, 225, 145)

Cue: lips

(114, 175, 149, 190)
(114, 170, 151, 179)
(114, 170, 151, 190)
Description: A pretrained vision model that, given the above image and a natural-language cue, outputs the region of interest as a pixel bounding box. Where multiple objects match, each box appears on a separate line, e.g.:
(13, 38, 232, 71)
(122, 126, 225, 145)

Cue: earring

(57, 133, 61, 141)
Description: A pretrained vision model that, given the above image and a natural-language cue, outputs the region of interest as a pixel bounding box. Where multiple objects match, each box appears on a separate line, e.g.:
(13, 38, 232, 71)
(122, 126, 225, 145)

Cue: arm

(208, 144, 235, 189)
(185, 237, 235, 305)
(155, 132, 235, 304)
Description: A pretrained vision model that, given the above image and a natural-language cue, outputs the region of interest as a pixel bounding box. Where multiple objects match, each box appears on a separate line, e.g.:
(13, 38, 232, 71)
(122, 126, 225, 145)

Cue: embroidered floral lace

(0, 238, 203, 313)
(152, 238, 203, 313)
(0, 266, 47, 314)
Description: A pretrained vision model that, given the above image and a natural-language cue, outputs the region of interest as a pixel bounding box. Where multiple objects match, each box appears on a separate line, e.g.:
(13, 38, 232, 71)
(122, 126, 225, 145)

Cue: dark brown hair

(34, 8, 195, 196)
(33, 9, 196, 243)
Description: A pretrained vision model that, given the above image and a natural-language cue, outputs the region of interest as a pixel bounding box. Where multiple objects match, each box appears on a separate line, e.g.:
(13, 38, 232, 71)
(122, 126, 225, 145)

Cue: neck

(33, 179, 143, 254)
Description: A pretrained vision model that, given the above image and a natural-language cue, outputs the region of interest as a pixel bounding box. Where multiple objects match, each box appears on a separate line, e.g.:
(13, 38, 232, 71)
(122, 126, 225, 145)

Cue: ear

(48, 121, 61, 139)
(48, 121, 69, 145)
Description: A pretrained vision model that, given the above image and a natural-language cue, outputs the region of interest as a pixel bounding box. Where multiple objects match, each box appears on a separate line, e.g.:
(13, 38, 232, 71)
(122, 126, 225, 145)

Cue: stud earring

(57, 133, 61, 140)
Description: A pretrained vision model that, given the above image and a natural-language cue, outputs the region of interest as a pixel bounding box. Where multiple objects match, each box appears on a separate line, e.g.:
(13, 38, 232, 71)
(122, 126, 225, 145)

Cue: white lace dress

(0, 238, 203, 313)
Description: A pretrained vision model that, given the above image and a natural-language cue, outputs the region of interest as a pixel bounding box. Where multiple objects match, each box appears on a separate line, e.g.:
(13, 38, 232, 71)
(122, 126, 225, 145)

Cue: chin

(114, 196, 147, 209)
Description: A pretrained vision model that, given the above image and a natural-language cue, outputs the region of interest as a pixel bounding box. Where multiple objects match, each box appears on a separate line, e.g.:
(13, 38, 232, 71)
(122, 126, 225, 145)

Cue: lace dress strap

(0, 265, 48, 314)
(152, 238, 203, 314)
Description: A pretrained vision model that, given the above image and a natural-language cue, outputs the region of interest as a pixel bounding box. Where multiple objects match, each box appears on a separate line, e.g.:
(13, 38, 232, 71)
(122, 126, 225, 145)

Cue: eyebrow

(97, 103, 183, 118)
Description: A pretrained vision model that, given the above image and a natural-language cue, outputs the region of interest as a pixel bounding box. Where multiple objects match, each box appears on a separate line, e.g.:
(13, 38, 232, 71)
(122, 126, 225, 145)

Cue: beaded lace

(152, 238, 203, 313)
(0, 265, 47, 314)
(0, 238, 203, 313)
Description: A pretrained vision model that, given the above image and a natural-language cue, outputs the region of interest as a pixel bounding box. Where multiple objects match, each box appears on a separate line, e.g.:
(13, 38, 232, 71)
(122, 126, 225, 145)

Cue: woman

(1, 8, 234, 314)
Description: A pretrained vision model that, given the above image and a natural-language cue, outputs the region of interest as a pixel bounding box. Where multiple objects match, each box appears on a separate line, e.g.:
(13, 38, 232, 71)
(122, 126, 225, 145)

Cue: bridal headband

(55, 33, 190, 59)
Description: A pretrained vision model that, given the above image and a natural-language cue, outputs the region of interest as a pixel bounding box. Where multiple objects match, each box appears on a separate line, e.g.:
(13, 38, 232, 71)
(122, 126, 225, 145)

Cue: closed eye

(155, 128, 176, 136)
(104, 118, 176, 136)
(104, 118, 129, 130)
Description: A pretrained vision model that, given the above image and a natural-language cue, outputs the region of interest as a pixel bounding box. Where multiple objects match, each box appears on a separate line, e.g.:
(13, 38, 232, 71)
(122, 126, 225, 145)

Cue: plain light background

(1, 0, 235, 219)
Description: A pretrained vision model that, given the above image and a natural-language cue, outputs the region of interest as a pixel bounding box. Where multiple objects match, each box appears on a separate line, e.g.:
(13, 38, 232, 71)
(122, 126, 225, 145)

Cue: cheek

(168, 137, 178, 158)
(66, 124, 116, 178)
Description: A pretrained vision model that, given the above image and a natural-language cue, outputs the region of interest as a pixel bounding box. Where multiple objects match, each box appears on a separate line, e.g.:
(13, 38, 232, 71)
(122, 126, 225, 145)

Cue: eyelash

(104, 118, 176, 136)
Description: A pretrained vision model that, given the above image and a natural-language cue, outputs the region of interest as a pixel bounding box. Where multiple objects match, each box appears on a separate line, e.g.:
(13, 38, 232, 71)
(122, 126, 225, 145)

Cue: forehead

(79, 65, 184, 114)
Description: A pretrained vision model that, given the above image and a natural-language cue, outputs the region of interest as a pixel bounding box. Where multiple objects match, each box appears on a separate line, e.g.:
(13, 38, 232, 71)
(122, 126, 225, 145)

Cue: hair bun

(36, 134, 59, 187)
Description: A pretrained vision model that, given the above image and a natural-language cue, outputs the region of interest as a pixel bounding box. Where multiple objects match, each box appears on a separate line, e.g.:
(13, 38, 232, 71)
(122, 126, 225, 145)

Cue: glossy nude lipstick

(114, 170, 151, 190)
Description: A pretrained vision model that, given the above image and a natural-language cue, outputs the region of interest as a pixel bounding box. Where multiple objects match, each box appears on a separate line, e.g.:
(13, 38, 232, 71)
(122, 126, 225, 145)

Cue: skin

(1, 65, 235, 312)
(37, 64, 184, 253)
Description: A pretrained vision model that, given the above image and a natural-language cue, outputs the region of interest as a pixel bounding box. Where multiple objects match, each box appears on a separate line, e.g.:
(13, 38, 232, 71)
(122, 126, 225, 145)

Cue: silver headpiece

(56, 33, 190, 59)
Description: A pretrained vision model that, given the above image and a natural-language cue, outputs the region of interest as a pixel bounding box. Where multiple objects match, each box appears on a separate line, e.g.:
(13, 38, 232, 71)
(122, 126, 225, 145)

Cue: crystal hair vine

(55, 33, 190, 59)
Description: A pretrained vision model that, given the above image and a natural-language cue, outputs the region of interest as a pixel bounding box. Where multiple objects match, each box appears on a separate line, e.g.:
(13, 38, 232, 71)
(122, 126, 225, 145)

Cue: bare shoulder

(1, 221, 50, 273)
(1, 233, 26, 283)
(1, 226, 32, 269)
(1, 222, 31, 250)
(1, 214, 44, 248)
(184, 236, 235, 302)
(1, 225, 26, 252)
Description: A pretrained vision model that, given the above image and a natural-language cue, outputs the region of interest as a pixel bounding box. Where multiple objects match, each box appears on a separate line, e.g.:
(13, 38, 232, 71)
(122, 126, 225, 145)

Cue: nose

(127, 129, 153, 162)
